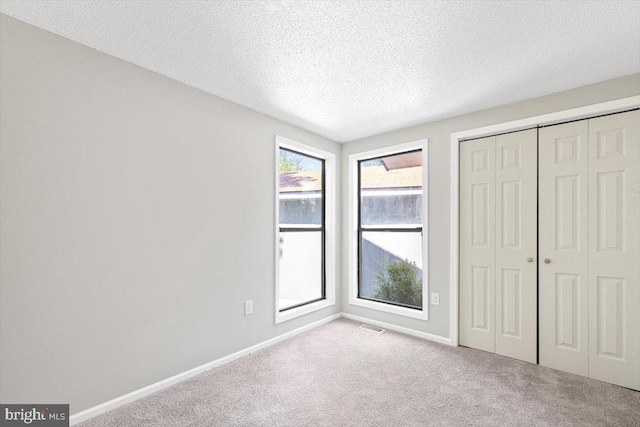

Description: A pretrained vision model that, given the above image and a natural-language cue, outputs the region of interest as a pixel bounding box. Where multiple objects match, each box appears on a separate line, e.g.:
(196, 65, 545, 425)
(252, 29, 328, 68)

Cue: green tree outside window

(373, 259, 422, 307)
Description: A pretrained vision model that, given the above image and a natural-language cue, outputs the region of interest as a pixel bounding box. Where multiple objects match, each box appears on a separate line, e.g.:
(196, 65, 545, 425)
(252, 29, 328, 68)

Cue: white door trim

(449, 95, 640, 347)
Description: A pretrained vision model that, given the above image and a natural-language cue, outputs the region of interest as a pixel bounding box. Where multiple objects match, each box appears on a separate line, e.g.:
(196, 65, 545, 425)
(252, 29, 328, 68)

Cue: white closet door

(588, 110, 640, 390)
(460, 136, 496, 353)
(539, 121, 589, 376)
(495, 129, 538, 364)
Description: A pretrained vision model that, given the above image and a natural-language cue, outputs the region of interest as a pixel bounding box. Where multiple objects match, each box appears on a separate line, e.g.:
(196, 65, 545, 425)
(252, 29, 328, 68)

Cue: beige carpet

(80, 318, 639, 426)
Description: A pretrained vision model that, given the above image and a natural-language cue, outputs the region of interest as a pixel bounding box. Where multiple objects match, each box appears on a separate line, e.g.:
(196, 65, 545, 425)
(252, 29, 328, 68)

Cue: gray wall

(3, 10, 640, 417)
(0, 15, 341, 413)
(341, 72, 640, 339)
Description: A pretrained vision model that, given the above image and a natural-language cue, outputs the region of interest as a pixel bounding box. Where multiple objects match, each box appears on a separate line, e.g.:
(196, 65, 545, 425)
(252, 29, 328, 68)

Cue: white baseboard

(341, 313, 452, 346)
(70, 311, 451, 425)
(69, 313, 341, 425)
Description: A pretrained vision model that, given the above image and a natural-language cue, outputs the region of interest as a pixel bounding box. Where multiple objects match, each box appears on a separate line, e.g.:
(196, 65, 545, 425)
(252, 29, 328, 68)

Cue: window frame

(348, 139, 429, 320)
(275, 136, 336, 324)
(278, 146, 326, 311)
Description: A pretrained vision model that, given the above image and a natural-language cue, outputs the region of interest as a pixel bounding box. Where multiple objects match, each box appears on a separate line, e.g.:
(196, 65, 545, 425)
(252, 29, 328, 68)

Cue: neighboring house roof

(279, 170, 323, 193)
(279, 165, 422, 192)
(381, 151, 422, 170)
(360, 165, 422, 190)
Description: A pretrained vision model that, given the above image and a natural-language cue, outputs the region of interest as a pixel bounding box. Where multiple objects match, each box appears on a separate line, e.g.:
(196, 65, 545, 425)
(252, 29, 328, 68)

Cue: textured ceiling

(2, 1, 639, 142)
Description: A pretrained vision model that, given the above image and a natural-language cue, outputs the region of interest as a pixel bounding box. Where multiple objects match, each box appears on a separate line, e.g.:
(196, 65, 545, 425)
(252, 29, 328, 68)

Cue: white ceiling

(2, 1, 639, 142)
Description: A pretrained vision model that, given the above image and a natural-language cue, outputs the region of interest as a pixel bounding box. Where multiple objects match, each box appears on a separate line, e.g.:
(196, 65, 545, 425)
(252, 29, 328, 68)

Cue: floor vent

(359, 324, 385, 334)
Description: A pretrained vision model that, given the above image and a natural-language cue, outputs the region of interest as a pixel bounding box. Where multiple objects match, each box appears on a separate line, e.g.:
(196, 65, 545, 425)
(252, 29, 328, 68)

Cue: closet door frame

(450, 96, 640, 348)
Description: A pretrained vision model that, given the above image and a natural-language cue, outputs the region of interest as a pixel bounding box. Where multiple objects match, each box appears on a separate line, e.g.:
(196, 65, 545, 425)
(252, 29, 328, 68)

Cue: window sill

(275, 299, 335, 324)
(349, 297, 428, 321)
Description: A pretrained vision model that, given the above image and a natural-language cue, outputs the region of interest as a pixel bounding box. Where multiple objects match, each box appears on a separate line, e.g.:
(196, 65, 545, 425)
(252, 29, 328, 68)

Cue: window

(275, 136, 335, 323)
(278, 148, 325, 310)
(349, 140, 428, 320)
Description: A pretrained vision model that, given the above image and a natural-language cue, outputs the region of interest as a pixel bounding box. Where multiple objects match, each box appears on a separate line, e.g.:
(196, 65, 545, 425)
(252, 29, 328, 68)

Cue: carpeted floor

(80, 318, 639, 426)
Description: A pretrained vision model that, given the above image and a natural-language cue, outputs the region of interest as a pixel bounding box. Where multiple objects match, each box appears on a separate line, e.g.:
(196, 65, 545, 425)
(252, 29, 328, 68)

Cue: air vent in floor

(359, 324, 385, 333)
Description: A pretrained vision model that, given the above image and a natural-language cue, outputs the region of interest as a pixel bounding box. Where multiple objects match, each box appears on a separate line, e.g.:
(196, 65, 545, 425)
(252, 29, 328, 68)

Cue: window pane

(279, 198, 322, 225)
(361, 194, 422, 226)
(360, 231, 423, 309)
(279, 231, 323, 310)
(279, 149, 323, 226)
(360, 150, 422, 227)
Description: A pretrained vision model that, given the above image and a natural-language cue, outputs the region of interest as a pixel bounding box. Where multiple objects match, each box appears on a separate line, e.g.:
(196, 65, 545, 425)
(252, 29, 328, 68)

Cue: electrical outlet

(431, 292, 440, 306)
(244, 300, 253, 316)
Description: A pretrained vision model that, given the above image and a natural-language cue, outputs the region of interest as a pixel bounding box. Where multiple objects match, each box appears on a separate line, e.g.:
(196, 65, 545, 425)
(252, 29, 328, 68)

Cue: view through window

(358, 150, 423, 309)
(278, 148, 325, 311)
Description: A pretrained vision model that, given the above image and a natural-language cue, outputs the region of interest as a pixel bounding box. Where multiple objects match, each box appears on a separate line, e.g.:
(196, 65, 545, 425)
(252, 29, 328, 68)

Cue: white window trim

(275, 135, 336, 324)
(348, 138, 429, 320)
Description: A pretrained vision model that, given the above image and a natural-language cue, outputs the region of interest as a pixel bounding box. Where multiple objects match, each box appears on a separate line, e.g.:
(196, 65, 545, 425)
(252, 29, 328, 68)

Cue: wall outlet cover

(431, 293, 440, 306)
(244, 300, 253, 316)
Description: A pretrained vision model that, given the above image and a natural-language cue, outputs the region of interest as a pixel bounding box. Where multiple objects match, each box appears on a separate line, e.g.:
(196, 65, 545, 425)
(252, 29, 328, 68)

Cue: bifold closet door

(540, 110, 639, 390)
(539, 121, 590, 377)
(460, 129, 537, 364)
(495, 130, 537, 364)
(587, 111, 639, 390)
(460, 136, 496, 354)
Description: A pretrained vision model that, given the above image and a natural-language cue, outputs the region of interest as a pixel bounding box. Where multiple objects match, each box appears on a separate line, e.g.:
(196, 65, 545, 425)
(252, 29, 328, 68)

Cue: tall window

(278, 148, 325, 310)
(349, 140, 428, 320)
(275, 136, 335, 323)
